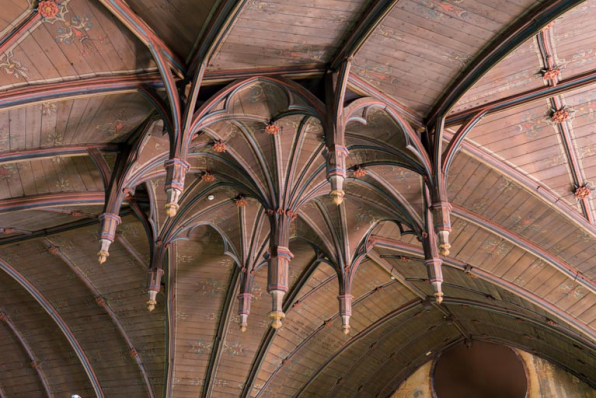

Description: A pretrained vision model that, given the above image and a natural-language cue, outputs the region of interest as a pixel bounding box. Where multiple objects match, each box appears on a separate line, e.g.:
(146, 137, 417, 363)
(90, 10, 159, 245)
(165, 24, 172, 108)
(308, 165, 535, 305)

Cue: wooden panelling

(308, 310, 456, 397)
(1, 0, 596, 395)
(253, 261, 414, 397)
(0, 0, 156, 91)
(0, 261, 95, 397)
(171, 231, 236, 397)
(561, 83, 596, 221)
(452, 38, 544, 114)
(356, 165, 424, 219)
(448, 151, 596, 280)
(211, 241, 316, 397)
(209, 0, 371, 71)
(124, 0, 217, 58)
(553, 2, 596, 79)
(0, 205, 104, 235)
(345, 106, 425, 171)
(0, 93, 154, 153)
(448, 306, 596, 372)
(50, 218, 164, 396)
(0, 321, 46, 397)
(353, 0, 539, 114)
(0, 0, 29, 37)
(1, 237, 150, 397)
(0, 155, 104, 200)
(248, 260, 338, 396)
(379, 248, 584, 326)
(465, 100, 576, 209)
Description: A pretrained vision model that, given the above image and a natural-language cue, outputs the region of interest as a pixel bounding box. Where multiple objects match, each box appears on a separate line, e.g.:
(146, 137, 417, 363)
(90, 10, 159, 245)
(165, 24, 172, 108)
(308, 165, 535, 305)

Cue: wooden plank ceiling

(0, 0, 156, 90)
(1, 0, 596, 397)
(208, 0, 372, 72)
(352, 0, 540, 114)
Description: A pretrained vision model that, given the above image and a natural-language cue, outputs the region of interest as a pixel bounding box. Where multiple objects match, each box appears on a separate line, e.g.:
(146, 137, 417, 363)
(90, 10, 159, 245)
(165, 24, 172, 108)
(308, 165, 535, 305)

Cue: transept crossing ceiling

(1, 0, 596, 397)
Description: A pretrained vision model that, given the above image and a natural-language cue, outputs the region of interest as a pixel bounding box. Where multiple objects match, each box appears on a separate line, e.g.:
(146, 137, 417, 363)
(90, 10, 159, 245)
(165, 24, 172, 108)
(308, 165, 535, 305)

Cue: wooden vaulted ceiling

(2, 0, 596, 397)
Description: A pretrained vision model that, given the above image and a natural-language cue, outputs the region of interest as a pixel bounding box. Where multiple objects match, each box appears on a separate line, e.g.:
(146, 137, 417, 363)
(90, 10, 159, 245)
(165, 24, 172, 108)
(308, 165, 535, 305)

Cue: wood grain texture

(553, 2, 596, 79)
(1, 239, 150, 396)
(0, 0, 595, 395)
(0, 0, 30, 39)
(0, 92, 154, 154)
(209, 0, 372, 71)
(0, 270, 95, 397)
(452, 37, 544, 114)
(464, 100, 577, 209)
(123, 0, 217, 59)
(0, 0, 156, 91)
(0, 155, 104, 200)
(353, 0, 540, 114)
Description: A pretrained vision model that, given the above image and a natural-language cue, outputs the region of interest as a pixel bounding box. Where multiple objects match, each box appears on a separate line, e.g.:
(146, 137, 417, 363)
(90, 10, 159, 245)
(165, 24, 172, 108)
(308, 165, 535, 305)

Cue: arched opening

(433, 341, 527, 398)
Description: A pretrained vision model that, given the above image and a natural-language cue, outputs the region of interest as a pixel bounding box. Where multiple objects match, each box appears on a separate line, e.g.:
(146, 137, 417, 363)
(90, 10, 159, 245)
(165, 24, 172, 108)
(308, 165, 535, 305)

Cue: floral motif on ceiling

(516, 111, 547, 138)
(275, 44, 327, 64)
(0, 0, 107, 81)
(43, 1, 105, 57)
(223, 341, 246, 357)
(0, 163, 18, 181)
(483, 237, 511, 257)
(0, 51, 29, 80)
(196, 279, 225, 296)
(190, 339, 212, 355)
(416, 0, 471, 20)
(96, 111, 128, 140)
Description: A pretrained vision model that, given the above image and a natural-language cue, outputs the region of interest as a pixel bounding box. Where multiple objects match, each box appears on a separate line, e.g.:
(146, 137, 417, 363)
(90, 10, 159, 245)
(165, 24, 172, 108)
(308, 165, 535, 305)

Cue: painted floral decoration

(551, 108, 570, 123)
(212, 140, 227, 153)
(0, 51, 29, 80)
(575, 185, 591, 200)
(353, 166, 367, 178)
(38, 0, 59, 18)
(264, 123, 281, 135)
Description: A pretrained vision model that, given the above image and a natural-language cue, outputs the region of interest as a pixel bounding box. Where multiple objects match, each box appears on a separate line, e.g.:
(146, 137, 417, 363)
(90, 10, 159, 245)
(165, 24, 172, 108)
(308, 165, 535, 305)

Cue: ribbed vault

(1, 0, 596, 397)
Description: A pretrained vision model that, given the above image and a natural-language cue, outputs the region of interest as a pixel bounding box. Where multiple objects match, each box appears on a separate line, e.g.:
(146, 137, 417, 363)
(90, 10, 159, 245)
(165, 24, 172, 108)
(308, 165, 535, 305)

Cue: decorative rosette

(38, 0, 59, 18)
(353, 166, 367, 178)
(264, 122, 281, 135)
(201, 172, 215, 183)
(212, 140, 227, 153)
(235, 196, 247, 207)
(551, 108, 570, 123)
(574, 184, 591, 200)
